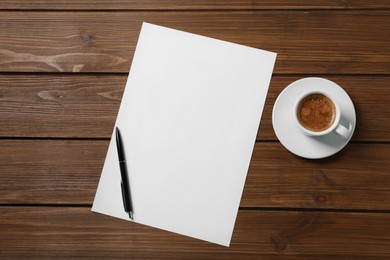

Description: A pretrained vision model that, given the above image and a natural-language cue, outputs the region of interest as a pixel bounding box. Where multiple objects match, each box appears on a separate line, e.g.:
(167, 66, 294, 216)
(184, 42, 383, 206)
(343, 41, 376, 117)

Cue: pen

(115, 126, 134, 220)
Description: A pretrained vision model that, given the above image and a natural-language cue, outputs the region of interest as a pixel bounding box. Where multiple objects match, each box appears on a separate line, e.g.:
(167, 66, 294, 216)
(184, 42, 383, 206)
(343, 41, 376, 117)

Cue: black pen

(115, 127, 134, 220)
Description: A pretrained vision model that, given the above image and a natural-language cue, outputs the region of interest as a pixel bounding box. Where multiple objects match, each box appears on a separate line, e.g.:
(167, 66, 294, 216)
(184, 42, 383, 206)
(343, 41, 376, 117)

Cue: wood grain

(0, 2, 388, 258)
(1, 75, 388, 141)
(0, 11, 389, 74)
(0, 139, 106, 205)
(0, 207, 389, 258)
(243, 142, 390, 209)
(1, 139, 389, 210)
(1, 0, 390, 10)
(0, 75, 125, 138)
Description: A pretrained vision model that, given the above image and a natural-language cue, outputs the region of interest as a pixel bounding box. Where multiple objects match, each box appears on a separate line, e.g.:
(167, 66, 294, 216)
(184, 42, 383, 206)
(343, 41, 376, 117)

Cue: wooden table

(0, 1, 389, 259)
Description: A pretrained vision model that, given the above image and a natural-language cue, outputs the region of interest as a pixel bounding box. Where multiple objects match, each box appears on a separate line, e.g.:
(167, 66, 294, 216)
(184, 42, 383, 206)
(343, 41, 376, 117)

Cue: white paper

(92, 22, 276, 246)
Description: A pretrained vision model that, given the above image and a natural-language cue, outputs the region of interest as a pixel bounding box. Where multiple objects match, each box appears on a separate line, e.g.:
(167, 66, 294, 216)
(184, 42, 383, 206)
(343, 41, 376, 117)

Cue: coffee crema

(297, 93, 336, 132)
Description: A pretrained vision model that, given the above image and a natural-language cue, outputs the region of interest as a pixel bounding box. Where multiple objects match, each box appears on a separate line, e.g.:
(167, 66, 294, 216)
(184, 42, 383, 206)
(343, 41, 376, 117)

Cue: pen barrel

(121, 181, 130, 212)
(119, 161, 133, 212)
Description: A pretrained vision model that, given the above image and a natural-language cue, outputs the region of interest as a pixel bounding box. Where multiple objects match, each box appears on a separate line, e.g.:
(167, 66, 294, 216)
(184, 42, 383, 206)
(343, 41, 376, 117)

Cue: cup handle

(335, 122, 353, 139)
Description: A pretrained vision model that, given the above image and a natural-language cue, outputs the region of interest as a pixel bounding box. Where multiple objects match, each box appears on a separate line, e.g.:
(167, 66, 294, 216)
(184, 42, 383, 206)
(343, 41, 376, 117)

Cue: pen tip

(129, 211, 133, 220)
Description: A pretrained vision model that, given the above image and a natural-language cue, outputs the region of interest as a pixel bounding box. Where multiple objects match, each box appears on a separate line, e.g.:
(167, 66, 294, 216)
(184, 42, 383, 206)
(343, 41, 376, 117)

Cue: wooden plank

(0, 207, 389, 258)
(0, 11, 389, 74)
(1, 75, 388, 141)
(0, 75, 125, 138)
(1, 0, 390, 10)
(1, 140, 389, 210)
(0, 139, 107, 205)
(242, 142, 390, 209)
(258, 75, 390, 142)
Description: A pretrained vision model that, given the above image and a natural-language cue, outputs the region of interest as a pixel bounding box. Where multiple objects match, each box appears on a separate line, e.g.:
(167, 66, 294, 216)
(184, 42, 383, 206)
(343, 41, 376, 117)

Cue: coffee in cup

(294, 91, 352, 139)
(297, 93, 336, 132)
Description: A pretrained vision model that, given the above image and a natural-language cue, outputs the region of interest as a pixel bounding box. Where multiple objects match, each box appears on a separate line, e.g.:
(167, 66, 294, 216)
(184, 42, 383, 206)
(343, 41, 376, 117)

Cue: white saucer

(272, 77, 356, 159)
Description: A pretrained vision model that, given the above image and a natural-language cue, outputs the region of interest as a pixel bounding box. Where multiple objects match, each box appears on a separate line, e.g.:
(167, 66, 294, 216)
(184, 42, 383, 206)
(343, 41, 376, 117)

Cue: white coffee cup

(293, 90, 353, 139)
